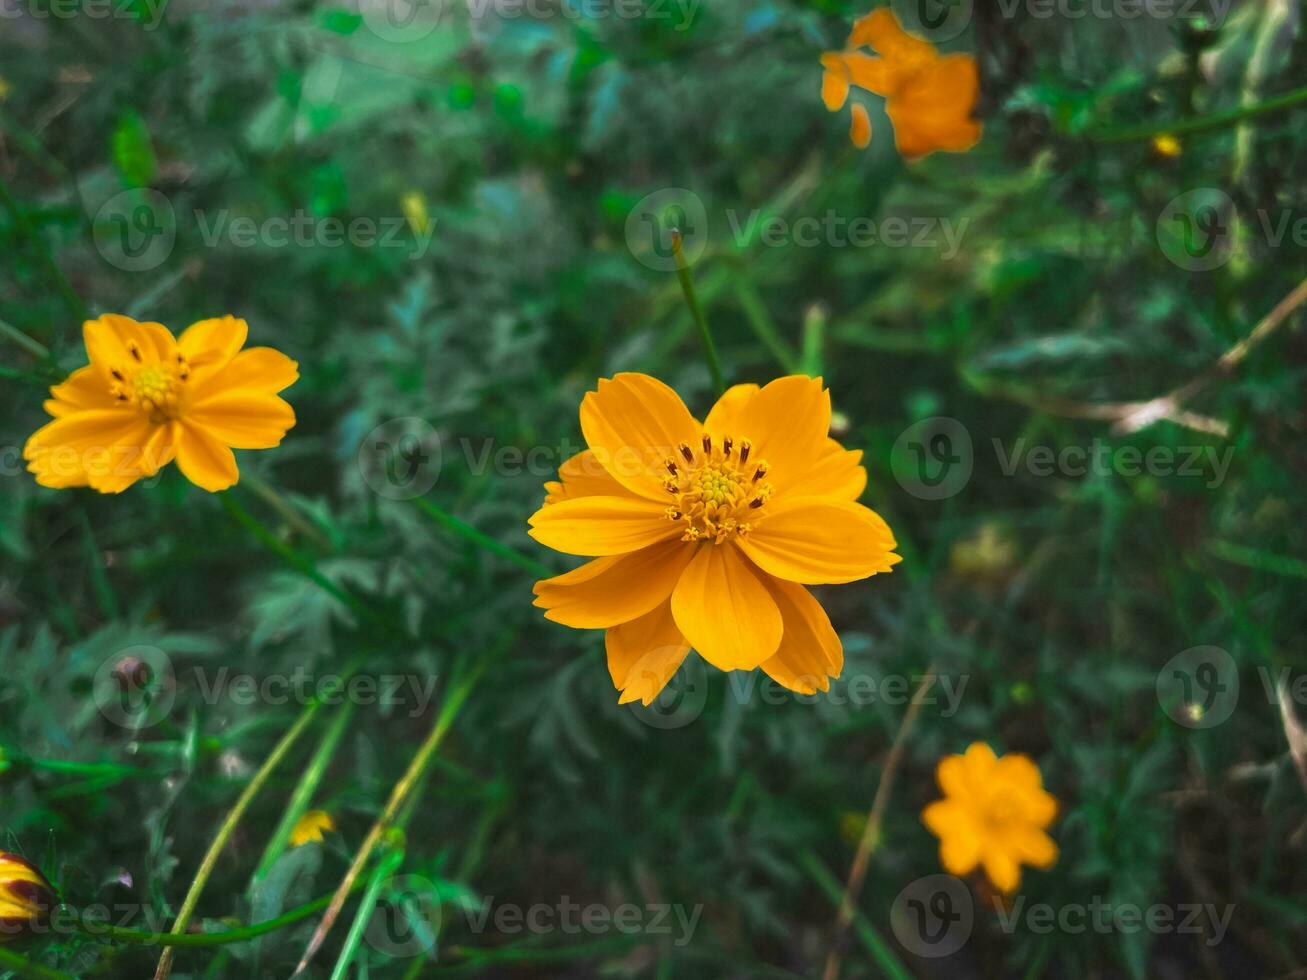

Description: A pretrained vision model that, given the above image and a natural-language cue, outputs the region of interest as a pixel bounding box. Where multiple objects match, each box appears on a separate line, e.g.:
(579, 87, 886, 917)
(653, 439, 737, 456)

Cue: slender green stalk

(799, 850, 912, 980)
(0, 316, 50, 361)
(413, 497, 548, 576)
(1089, 82, 1307, 143)
(327, 848, 406, 980)
(729, 275, 799, 373)
(671, 229, 725, 395)
(69, 879, 366, 947)
(254, 700, 357, 880)
(0, 947, 76, 980)
(152, 706, 323, 980)
(0, 175, 86, 322)
(239, 470, 334, 553)
(292, 655, 490, 976)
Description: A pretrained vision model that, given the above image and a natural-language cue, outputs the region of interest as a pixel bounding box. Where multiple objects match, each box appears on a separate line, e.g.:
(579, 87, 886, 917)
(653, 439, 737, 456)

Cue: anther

(111, 369, 125, 381)
(663, 479, 679, 494)
(739, 440, 751, 464)
(679, 443, 694, 464)
(702, 434, 712, 455)
(753, 462, 768, 482)
(723, 436, 733, 458)
(129, 343, 142, 362)
(750, 497, 764, 509)
(664, 457, 678, 476)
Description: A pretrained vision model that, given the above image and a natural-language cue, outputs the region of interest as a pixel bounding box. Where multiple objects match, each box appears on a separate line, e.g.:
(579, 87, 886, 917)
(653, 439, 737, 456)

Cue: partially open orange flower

(24, 314, 297, 493)
(821, 8, 981, 158)
(529, 374, 900, 704)
(922, 742, 1058, 892)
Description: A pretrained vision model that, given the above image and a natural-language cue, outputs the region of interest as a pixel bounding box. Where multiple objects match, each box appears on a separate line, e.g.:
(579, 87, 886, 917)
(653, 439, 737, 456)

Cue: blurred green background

(2, 0, 1307, 976)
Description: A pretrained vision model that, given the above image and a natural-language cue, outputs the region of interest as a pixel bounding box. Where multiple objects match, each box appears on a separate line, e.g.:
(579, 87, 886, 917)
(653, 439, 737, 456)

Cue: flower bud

(0, 854, 56, 943)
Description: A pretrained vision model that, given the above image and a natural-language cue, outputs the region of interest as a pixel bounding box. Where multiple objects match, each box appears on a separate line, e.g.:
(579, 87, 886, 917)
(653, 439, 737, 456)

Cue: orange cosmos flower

(922, 742, 1058, 893)
(529, 374, 900, 705)
(820, 8, 981, 158)
(24, 313, 297, 494)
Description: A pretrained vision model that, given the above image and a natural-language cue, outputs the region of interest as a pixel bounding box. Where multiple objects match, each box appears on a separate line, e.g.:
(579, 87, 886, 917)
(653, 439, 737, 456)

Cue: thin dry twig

(822, 667, 936, 980)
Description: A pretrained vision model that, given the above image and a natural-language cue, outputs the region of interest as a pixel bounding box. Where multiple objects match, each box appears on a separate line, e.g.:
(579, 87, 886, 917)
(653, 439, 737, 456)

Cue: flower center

(662, 434, 774, 543)
(109, 341, 191, 422)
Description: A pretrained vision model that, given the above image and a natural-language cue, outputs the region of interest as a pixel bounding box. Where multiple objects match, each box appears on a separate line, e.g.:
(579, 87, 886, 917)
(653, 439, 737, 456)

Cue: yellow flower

(0, 853, 56, 943)
(529, 374, 901, 704)
(922, 742, 1058, 893)
(820, 8, 981, 158)
(290, 810, 336, 847)
(1152, 133, 1182, 158)
(24, 314, 297, 493)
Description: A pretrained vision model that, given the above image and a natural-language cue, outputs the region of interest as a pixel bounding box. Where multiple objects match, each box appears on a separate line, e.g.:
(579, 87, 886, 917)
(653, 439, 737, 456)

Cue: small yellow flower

(1152, 133, 1182, 158)
(0, 853, 56, 943)
(820, 8, 982, 158)
(529, 374, 901, 704)
(290, 810, 335, 847)
(24, 314, 297, 493)
(401, 191, 433, 237)
(922, 742, 1058, 893)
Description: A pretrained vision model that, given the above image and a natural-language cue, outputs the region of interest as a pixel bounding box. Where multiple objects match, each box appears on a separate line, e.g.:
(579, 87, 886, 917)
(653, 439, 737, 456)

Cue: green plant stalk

(292, 656, 489, 976)
(327, 848, 406, 980)
(0, 316, 51, 361)
(253, 699, 358, 880)
(239, 469, 334, 553)
(152, 705, 323, 980)
(671, 229, 726, 395)
(729, 274, 799, 373)
(413, 496, 549, 576)
(0, 947, 76, 980)
(799, 850, 912, 980)
(1090, 82, 1307, 143)
(68, 878, 367, 947)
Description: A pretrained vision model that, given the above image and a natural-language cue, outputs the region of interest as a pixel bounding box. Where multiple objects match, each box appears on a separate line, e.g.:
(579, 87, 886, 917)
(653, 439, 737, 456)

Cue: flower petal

(849, 8, 937, 69)
(786, 441, 867, 501)
(24, 409, 148, 490)
(178, 315, 249, 378)
(982, 851, 1021, 893)
(533, 539, 696, 629)
(923, 800, 981, 876)
(703, 383, 759, 437)
(89, 421, 177, 493)
(579, 373, 701, 501)
(175, 421, 239, 492)
(606, 601, 692, 705)
(44, 365, 118, 417)
(190, 347, 299, 401)
(820, 62, 850, 111)
(187, 391, 296, 449)
(671, 543, 782, 671)
(738, 497, 900, 584)
(887, 54, 982, 159)
(849, 102, 872, 149)
(759, 577, 842, 694)
(543, 449, 628, 504)
(83, 314, 177, 380)
(528, 494, 679, 557)
(726, 376, 830, 493)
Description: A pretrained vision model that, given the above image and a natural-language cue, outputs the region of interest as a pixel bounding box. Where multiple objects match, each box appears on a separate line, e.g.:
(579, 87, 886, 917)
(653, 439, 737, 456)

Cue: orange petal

(982, 851, 1021, 893)
(606, 601, 692, 705)
(724, 376, 830, 494)
(177, 315, 249, 380)
(703, 383, 759, 437)
(758, 577, 842, 694)
(543, 449, 628, 504)
(533, 538, 696, 629)
(671, 543, 782, 671)
(175, 420, 239, 492)
(528, 494, 679, 557)
(190, 347, 299, 400)
(83, 314, 177, 381)
(44, 365, 118, 417)
(922, 800, 982, 876)
(849, 8, 937, 69)
(737, 497, 900, 584)
(579, 373, 702, 502)
(886, 54, 982, 158)
(828, 51, 901, 96)
(187, 391, 296, 449)
(820, 64, 850, 112)
(785, 441, 866, 501)
(24, 408, 149, 491)
(849, 102, 872, 149)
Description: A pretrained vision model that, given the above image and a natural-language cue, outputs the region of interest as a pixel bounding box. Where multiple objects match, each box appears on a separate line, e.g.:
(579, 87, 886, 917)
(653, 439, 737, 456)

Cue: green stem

(671, 229, 725, 395)
(69, 879, 366, 947)
(0, 316, 51, 361)
(327, 848, 406, 980)
(0, 175, 86, 322)
(239, 470, 334, 552)
(152, 705, 323, 980)
(0, 947, 76, 980)
(413, 497, 549, 577)
(253, 700, 357, 880)
(1089, 82, 1307, 143)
